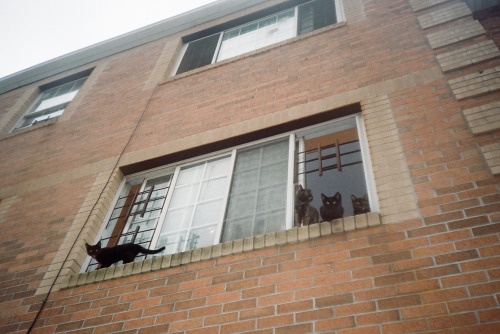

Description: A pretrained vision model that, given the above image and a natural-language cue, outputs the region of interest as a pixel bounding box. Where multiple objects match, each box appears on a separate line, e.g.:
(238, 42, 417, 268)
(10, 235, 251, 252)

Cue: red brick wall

(25, 220, 500, 333)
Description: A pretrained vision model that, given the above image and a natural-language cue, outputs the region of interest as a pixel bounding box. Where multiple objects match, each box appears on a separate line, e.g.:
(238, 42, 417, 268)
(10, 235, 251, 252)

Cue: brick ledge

(61, 212, 381, 289)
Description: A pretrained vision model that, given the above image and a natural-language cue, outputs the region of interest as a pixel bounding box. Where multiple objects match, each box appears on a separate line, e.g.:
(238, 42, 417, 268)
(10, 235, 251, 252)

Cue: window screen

(176, 34, 221, 75)
(298, 0, 337, 35)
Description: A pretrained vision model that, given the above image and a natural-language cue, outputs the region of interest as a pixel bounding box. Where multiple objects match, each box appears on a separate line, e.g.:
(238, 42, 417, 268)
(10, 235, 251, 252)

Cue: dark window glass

(298, 0, 337, 35)
(177, 33, 221, 75)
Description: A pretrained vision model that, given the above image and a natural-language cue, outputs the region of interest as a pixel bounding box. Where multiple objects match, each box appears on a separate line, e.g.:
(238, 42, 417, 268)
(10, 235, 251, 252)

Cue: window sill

(163, 21, 347, 85)
(61, 212, 380, 289)
(0, 117, 58, 141)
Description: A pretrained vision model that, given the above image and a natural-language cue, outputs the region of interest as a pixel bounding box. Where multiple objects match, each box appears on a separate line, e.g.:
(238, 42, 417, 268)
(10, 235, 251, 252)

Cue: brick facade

(0, 0, 499, 333)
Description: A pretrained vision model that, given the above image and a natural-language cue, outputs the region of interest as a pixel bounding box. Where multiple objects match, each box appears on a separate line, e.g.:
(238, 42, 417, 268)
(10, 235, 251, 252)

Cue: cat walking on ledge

(85, 241, 165, 268)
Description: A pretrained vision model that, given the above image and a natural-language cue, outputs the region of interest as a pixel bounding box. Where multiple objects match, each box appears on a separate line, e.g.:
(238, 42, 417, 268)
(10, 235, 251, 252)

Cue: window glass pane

(235, 28, 259, 55)
(159, 156, 232, 254)
(273, 10, 296, 42)
(120, 175, 172, 246)
(259, 16, 276, 28)
(217, 9, 295, 62)
(223, 29, 239, 41)
(298, 0, 337, 35)
(159, 231, 188, 254)
(169, 184, 199, 207)
(240, 22, 258, 34)
(177, 162, 204, 185)
(164, 205, 194, 231)
(14, 76, 88, 131)
(188, 225, 218, 250)
(176, 33, 221, 74)
(217, 34, 240, 61)
(56, 82, 73, 95)
(254, 210, 286, 235)
(222, 138, 289, 242)
(199, 178, 228, 201)
(278, 10, 295, 22)
(192, 200, 224, 226)
(33, 91, 78, 112)
(204, 156, 232, 179)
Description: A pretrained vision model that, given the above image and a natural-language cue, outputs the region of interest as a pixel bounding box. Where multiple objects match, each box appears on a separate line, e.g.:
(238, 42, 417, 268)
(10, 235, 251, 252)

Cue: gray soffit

(0, 0, 270, 94)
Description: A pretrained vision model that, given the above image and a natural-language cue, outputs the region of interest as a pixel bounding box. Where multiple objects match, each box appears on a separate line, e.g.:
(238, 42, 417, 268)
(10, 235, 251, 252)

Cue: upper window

(174, 0, 343, 75)
(83, 113, 377, 272)
(12, 72, 89, 131)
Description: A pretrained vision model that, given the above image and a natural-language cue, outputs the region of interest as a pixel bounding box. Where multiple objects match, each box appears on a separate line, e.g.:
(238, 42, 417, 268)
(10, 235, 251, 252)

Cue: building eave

(0, 0, 269, 95)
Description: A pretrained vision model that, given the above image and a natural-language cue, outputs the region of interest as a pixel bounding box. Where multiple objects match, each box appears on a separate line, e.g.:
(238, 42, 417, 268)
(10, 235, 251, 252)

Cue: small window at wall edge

(11, 69, 92, 132)
(173, 0, 344, 76)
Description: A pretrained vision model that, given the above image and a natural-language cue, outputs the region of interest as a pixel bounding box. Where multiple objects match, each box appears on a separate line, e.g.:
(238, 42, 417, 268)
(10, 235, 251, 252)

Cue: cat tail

(138, 245, 166, 254)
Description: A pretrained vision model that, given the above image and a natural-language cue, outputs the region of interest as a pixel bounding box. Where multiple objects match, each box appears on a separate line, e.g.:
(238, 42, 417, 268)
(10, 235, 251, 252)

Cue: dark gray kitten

(295, 185, 319, 227)
(352, 194, 370, 215)
(85, 241, 165, 268)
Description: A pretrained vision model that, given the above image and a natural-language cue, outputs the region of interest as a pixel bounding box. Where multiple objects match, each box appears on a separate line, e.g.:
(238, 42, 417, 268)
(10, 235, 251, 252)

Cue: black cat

(320, 192, 344, 221)
(352, 194, 370, 215)
(295, 185, 319, 227)
(85, 241, 165, 268)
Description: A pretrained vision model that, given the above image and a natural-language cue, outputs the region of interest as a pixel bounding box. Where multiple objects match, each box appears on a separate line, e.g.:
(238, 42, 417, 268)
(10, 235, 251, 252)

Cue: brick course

(449, 66, 500, 100)
(426, 19, 485, 49)
(436, 40, 500, 72)
(417, 1, 472, 29)
(462, 101, 500, 135)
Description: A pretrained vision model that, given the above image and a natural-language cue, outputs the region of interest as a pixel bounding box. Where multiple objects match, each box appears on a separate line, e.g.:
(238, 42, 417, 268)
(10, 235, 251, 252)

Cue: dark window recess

(296, 128, 361, 178)
(296, 126, 369, 218)
(298, 0, 337, 35)
(177, 33, 221, 75)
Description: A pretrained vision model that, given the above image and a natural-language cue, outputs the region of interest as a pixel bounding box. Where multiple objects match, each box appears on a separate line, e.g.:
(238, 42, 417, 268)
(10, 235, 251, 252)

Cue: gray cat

(352, 194, 370, 215)
(295, 185, 319, 227)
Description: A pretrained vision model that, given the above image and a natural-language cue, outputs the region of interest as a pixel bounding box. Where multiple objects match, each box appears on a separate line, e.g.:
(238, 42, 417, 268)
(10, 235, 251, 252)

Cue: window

(12, 72, 89, 131)
(84, 114, 376, 272)
(174, 0, 343, 75)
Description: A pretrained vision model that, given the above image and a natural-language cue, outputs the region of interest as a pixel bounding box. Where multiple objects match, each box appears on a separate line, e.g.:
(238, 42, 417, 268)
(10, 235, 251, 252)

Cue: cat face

(351, 194, 370, 213)
(296, 185, 313, 203)
(321, 192, 341, 207)
(85, 242, 101, 259)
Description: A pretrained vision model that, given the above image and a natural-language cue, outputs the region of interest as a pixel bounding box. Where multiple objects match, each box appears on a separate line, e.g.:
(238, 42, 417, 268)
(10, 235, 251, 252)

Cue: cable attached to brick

(27, 83, 160, 333)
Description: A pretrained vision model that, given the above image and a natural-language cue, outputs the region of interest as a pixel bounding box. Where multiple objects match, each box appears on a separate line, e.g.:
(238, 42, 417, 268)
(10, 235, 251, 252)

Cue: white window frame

(172, 0, 344, 76)
(12, 75, 88, 131)
(82, 113, 376, 272)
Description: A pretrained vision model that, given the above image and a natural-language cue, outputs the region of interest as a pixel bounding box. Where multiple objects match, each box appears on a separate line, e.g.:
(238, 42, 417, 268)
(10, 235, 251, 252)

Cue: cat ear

(85, 243, 90, 250)
(363, 194, 368, 200)
(351, 194, 356, 201)
(297, 184, 304, 191)
(335, 192, 342, 200)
